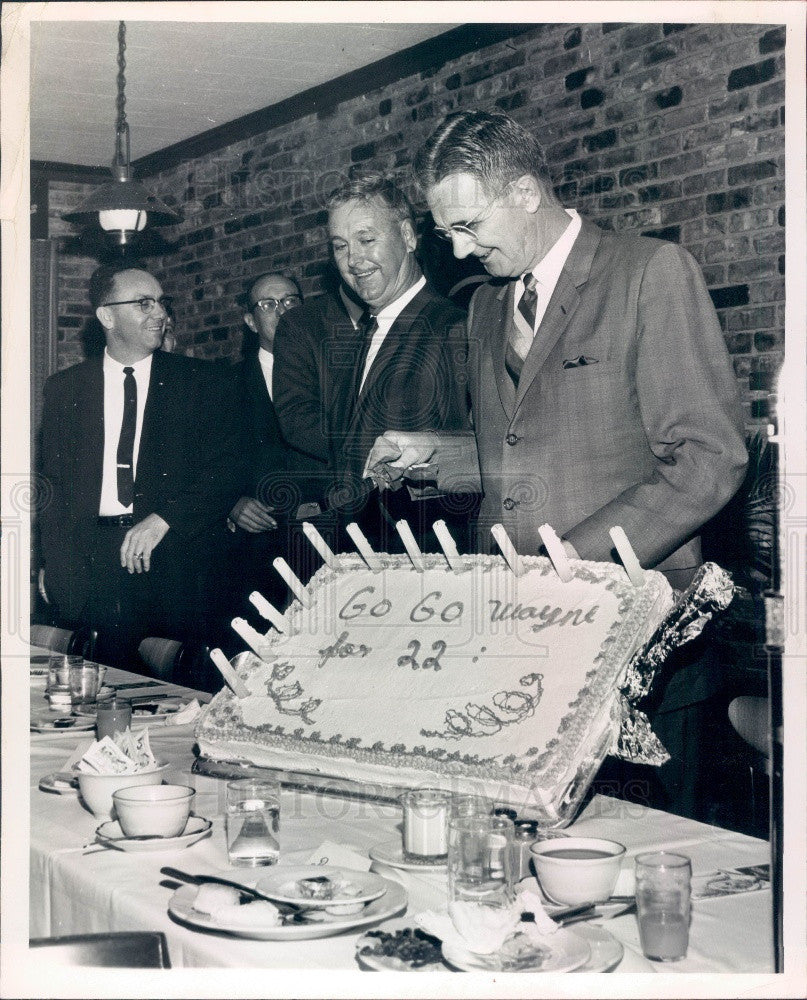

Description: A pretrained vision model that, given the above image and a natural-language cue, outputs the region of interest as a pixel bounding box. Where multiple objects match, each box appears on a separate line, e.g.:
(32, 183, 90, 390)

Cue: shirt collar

(103, 348, 153, 376)
(528, 209, 582, 290)
(374, 274, 426, 323)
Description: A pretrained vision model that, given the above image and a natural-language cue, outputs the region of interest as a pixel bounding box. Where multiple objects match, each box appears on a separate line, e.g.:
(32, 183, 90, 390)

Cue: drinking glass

(69, 661, 101, 706)
(448, 814, 515, 912)
(47, 654, 80, 711)
(450, 794, 494, 819)
(96, 697, 132, 739)
(225, 778, 281, 867)
(635, 852, 692, 961)
(401, 788, 451, 862)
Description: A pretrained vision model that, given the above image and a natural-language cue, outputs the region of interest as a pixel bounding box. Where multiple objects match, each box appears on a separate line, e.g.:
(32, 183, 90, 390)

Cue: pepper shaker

(513, 819, 540, 881)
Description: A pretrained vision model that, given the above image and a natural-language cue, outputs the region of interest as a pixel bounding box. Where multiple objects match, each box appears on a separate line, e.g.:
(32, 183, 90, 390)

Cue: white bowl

(75, 762, 169, 820)
(112, 783, 195, 838)
(530, 836, 626, 905)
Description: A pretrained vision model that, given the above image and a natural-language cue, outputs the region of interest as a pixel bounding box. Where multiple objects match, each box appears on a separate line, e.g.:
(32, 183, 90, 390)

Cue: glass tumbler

(635, 851, 692, 961)
(96, 697, 132, 740)
(69, 661, 100, 707)
(448, 814, 515, 912)
(401, 788, 452, 863)
(225, 778, 281, 867)
(47, 654, 80, 711)
(450, 794, 494, 819)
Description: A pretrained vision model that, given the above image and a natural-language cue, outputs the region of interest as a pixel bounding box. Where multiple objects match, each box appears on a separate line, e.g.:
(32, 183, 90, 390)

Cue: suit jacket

(274, 283, 471, 501)
(232, 354, 289, 507)
(39, 350, 242, 621)
(468, 218, 748, 579)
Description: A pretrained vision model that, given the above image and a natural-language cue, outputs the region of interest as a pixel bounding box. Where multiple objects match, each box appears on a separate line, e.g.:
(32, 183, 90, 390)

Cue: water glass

(69, 661, 101, 706)
(448, 814, 515, 912)
(635, 852, 692, 961)
(450, 794, 494, 819)
(401, 788, 451, 862)
(47, 654, 80, 711)
(225, 778, 281, 867)
(96, 697, 132, 739)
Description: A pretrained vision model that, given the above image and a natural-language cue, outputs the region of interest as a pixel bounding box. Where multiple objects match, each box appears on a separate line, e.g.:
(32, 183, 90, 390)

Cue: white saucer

(442, 926, 591, 973)
(369, 839, 447, 872)
(39, 771, 80, 796)
(31, 715, 96, 733)
(257, 865, 386, 908)
(95, 814, 212, 852)
(572, 924, 624, 973)
(355, 918, 448, 971)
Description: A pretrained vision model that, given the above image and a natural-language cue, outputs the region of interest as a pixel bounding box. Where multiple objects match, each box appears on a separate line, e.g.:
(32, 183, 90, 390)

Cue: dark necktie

(116, 366, 136, 507)
(506, 274, 538, 385)
(355, 309, 379, 395)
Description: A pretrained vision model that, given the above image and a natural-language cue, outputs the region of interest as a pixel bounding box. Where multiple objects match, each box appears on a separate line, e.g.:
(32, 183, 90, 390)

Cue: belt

(97, 514, 134, 527)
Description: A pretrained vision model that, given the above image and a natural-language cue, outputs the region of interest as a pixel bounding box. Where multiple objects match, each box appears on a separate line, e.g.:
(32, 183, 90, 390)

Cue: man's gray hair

(414, 110, 556, 201)
(326, 171, 415, 228)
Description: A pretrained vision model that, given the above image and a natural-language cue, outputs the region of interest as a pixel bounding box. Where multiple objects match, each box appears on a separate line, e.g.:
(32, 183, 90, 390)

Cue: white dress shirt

(358, 275, 426, 394)
(258, 347, 274, 401)
(514, 209, 582, 335)
(99, 350, 152, 515)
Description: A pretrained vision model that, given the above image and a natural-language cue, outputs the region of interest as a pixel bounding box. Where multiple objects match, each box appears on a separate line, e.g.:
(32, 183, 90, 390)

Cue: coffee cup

(530, 836, 625, 905)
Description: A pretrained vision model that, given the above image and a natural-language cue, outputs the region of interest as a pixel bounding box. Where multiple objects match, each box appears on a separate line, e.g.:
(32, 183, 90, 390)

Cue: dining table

(27, 647, 776, 982)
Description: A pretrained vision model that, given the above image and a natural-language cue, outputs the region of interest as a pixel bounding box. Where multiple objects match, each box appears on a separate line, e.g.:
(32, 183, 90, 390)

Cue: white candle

(395, 519, 425, 571)
(273, 557, 311, 607)
(433, 519, 464, 572)
(209, 648, 250, 698)
(402, 789, 451, 860)
(302, 521, 337, 569)
(491, 523, 524, 576)
(231, 618, 274, 661)
(346, 522, 383, 572)
(249, 591, 285, 632)
(609, 525, 645, 587)
(538, 523, 573, 582)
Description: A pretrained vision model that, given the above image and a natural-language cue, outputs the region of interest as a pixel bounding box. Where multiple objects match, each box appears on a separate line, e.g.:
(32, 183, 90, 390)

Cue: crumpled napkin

(306, 841, 372, 872)
(163, 698, 202, 726)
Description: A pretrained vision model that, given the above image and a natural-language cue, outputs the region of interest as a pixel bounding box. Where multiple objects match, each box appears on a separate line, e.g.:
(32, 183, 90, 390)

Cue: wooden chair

(728, 695, 770, 833)
(29, 931, 171, 968)
(30, 624, 97, 659)
(137, 638, 219, 693)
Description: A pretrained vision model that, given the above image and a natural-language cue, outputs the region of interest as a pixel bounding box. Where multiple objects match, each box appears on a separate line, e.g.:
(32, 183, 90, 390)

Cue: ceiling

(30, 19, 461, 168)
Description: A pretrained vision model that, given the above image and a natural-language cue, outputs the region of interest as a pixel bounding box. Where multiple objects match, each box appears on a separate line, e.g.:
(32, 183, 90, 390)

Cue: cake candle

(210, 648, 250, 698)
(538, 523, 573, 582)
(273, 557, 312, 608)
(249, 591, 286, 632)
(232, 617, 275, 661)
(396, 519, 425, 572)
(346, 522, 383, 572)
(433, 519, 464, 572)
(491, 523, 524, 576)
(609, 526, 645, 587)
(302, 521, 337, 569)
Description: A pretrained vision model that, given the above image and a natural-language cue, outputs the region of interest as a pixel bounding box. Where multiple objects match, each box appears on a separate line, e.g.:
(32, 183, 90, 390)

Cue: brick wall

(49, 20, 785, 429)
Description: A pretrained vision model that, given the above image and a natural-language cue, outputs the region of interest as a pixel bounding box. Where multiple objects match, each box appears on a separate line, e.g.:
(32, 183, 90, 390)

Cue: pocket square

(563, 355, 599, 368)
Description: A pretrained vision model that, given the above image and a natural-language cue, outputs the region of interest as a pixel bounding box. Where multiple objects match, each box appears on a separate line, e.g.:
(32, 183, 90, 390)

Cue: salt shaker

(513, 819, 540, 881)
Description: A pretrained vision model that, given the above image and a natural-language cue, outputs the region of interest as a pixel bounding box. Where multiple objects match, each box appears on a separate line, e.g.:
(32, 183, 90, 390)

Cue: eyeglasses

(432, 186, 511, 243)
(102, 295, 174, 314)
(251, 295, 302, 313)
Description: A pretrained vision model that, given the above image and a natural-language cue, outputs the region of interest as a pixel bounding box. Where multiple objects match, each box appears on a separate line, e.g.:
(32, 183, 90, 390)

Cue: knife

(557, 897, 636, 926)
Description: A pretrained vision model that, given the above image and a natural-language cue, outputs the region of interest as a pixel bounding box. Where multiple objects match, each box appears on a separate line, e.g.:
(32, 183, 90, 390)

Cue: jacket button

(503, 497, 516, 511)
(506, 433, 519, 446)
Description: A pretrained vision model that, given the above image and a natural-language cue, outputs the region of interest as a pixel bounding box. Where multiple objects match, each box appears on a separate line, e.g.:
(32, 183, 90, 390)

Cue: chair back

(30, 625, 98, 659)
(137, 637, 182, 681)
(29, 931, 171, 968)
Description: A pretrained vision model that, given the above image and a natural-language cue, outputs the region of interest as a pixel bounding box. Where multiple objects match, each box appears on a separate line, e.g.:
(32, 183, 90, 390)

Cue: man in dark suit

(366, 111, 749, 819)
(38, 265, 241, 669)
(274, 172, 475, 555)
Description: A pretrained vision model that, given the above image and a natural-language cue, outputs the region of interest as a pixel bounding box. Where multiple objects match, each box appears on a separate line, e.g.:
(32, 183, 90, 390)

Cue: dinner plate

(74, 697, 185, 722)
(442, 926, 591, 974)
(31, 715, 97, 733)
(256, 865, 386, 908)
(369, 839, 447, 872)
(38, 771, 80, 796)
(95, 815, 213, 853)
(355, 918, 448, 971)
(167, 877, 407, 941)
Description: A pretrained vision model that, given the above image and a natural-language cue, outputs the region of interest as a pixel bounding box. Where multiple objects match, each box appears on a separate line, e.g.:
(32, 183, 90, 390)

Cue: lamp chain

(116, 21, 127, 130)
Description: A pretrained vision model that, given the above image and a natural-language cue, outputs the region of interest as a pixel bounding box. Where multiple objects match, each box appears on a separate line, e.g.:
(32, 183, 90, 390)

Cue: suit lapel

(490, 283, 517, 419)
(79, 358, 105, 514)
(136, 350, 168, 489)
(513, 221, 603, 413)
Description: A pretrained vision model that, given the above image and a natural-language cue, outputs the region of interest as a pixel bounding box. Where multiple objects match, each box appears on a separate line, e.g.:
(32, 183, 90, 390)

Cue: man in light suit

(274, 172, 475, 556)
(39, 265, 241, 669)
(367, 110, 748, 818)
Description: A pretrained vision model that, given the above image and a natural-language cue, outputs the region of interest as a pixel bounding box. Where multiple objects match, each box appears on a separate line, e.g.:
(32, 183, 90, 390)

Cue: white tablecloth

(28, 669, 773, 976)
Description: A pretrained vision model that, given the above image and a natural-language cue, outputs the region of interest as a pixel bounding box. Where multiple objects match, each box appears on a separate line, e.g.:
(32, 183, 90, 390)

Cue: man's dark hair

(414, 110, 556, 202)
(242, 272, 302, 310)
(89, 264, 147, 310)
(326, 170, 415, 228)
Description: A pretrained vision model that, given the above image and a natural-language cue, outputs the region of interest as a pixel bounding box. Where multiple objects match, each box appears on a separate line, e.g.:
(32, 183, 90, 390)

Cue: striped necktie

(505, 274, 538, 385)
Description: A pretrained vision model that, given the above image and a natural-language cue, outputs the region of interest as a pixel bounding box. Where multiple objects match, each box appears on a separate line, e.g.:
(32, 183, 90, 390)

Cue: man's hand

(363, 431, 441, 490)
(228, 497, 278, 534)
(120, 513, 170, 574)
(38, 568, 49, 604)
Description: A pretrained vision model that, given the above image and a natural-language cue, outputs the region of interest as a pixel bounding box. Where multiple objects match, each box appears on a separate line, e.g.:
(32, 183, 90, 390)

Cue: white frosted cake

(196, 552, 674, 821)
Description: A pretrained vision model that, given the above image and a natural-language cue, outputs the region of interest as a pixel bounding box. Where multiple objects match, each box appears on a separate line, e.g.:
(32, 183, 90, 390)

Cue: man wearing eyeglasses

(38, 265, 241, 669)
(365, 110, 748, 819)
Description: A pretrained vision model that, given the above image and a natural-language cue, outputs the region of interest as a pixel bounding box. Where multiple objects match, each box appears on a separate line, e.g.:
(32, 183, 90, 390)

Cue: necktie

(518, 272, 538, 334)
(355, 309, 379, 395)
(116, 366, 136, 507)
(506, 274, 538, 385)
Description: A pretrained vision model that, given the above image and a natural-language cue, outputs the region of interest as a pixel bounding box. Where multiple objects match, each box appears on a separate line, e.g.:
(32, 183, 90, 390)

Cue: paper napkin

(306, 841, 372, 872)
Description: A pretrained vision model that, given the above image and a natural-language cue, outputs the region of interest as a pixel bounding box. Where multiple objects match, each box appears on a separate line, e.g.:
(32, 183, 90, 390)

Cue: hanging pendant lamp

(62, 21, 180, 248)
